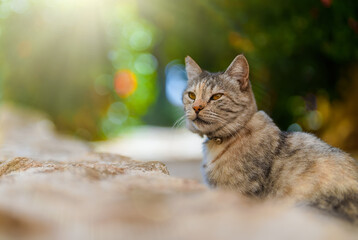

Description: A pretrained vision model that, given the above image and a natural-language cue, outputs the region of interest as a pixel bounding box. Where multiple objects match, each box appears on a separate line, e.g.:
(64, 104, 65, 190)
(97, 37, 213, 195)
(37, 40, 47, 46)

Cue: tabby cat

(183, 54, 358, 222)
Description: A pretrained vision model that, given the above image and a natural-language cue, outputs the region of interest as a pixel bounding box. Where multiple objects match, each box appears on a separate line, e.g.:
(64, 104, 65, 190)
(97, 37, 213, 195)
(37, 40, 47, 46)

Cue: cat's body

(183, 55, 358, 222)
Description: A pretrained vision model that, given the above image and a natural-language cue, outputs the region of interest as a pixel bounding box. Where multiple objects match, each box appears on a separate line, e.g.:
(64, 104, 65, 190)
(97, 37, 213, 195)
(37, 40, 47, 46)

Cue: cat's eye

(188, 92, 196, 100)
(211, 93, 223, 100)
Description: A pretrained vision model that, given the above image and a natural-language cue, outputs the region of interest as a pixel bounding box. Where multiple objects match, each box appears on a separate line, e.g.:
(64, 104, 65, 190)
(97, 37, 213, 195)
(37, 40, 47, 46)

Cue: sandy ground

(1, 104, 357, 240)
(163, 159, 202, 182)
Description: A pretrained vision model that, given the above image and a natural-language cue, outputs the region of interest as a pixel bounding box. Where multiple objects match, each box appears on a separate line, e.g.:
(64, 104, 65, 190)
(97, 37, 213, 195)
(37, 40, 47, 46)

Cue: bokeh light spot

(134, 53, 158, 75)
(287, 123, 302, 132)
(129, 29, 152, 51)
(165, 61, 187, 106)
(114, 70, 137, 98)
(306, 110, 323, 130)
(113, 49, 133, 69)
(107, 102, 129, 125)
(321, 0, 332, 8)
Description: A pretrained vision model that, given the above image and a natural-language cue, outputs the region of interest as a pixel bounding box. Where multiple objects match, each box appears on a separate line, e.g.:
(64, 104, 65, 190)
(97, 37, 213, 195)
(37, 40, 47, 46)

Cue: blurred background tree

(0, 0, 357, 152)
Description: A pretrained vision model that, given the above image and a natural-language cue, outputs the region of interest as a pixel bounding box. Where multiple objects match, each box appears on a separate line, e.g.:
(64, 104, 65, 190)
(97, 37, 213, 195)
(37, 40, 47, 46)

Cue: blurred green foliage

(0, 0, 357, 146)
(140, 0, 358, 129)
(0, 0, 158, 139)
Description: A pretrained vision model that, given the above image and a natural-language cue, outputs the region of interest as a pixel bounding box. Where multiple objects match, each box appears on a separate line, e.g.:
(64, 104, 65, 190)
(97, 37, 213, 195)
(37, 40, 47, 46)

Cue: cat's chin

(187, 119, 240, 139)
(186, 120, 211, 136)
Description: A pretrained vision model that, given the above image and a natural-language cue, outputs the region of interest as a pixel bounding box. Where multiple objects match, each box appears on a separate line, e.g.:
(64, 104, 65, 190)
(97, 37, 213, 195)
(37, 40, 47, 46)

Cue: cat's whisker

(172, 115, 187, 129)
(206, 113, 241, 138)
(222, 124, 236, 139)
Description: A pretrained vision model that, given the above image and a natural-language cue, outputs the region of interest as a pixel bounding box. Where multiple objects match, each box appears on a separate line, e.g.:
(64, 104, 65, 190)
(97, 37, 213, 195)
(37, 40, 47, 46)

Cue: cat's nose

(193, 105, 204, 113)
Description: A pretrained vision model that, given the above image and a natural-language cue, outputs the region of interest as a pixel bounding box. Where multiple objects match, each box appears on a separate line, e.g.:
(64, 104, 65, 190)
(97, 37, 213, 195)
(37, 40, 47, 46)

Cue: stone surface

(0, 104, 357, 240)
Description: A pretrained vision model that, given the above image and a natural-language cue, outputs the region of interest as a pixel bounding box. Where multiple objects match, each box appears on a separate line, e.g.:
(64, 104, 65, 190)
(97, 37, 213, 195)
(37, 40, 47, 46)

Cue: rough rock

(0, 104, 357, 240)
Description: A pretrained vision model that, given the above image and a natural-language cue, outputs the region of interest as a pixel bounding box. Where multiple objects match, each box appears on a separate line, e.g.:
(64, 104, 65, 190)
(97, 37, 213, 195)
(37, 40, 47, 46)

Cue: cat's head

(183, 54, 257, 138)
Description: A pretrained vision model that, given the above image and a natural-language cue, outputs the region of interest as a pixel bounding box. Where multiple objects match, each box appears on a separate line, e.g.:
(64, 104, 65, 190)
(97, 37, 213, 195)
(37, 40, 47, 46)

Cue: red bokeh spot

(321, 0, 332, 7)
(348, 18, 358, 34)
(114, 70, 137, 98)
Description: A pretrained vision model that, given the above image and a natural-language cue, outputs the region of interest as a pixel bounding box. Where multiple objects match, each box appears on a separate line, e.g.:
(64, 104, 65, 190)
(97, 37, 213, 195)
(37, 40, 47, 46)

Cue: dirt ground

(0, 104, 357, 240)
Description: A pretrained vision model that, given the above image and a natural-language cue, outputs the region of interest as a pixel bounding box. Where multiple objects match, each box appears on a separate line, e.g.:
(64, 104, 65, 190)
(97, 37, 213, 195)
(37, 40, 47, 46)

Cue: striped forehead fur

(187, 71, 239, 91)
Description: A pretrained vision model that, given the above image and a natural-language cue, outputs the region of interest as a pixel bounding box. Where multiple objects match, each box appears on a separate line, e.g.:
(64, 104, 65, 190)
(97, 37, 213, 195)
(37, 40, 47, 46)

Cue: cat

(183, 54, 358, 223)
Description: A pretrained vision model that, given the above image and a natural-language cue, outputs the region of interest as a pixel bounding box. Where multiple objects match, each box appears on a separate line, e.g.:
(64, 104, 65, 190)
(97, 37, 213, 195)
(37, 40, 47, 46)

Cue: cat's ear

(185, 56, 202, 80)
(225, 54, 249, 90)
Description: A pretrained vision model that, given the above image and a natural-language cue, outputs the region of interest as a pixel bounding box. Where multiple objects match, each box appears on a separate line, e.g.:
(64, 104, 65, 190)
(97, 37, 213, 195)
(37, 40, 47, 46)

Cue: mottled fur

(183, 55, 358, 222)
